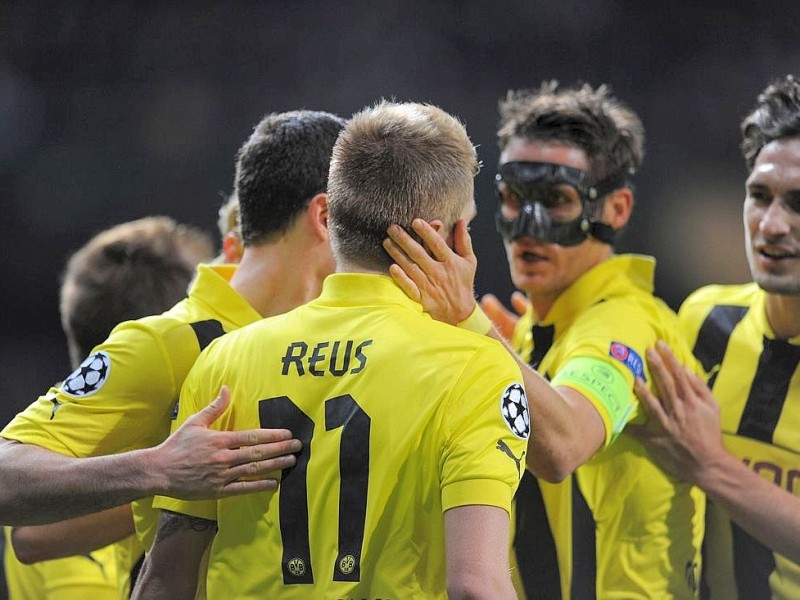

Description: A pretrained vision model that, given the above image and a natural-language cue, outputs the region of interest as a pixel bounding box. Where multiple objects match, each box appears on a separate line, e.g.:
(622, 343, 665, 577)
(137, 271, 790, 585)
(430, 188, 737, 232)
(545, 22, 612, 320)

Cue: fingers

(223, 452, 298, 485)
(686, 369, 713, 404)
(654, 341, 690, 411)
(221, 428, 298, 452)
(382, 234, 411, 267)
(387, 263, 422, 302)
(644, 346, 680, 419)
(480, 294, 518, 340)
(383, 236, 428, 293)
(219, 477, 280, 498)
(452, 219, 476, 264)
(480, 294, 508, 318)
(685, 369, 722, 424)
(385, 223, 437, 269)
(633, 376, 669, 431)
(510, 291, 530, 317)
(186, 386, 230, 427)
(410, 219, 452, 263)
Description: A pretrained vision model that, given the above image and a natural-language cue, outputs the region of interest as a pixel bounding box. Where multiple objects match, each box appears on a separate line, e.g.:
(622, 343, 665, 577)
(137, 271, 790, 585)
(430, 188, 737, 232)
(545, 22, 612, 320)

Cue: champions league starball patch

(500, 382, 530, 439)
(609, 341, 646, 382)
(61, 351, 111, 398)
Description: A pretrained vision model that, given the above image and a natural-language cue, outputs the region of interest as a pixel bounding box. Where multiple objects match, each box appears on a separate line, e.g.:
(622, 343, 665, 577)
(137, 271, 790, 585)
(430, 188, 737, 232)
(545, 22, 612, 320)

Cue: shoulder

(681, 282, 759, 312)
(576, 290, 670, 334)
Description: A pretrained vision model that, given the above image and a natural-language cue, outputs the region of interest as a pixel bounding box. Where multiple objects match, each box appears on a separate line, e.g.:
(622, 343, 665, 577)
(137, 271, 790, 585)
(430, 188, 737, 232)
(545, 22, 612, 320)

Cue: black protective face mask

(494, 161, 623, 246)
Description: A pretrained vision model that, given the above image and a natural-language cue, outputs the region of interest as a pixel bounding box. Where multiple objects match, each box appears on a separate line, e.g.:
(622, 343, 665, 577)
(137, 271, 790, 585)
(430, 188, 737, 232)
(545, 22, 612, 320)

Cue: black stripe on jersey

(189, 319, 226, 350)
(514, 328, 561, 599)
(513, 471, 562, 599)
(732, 519, 775, 599)
(530, 325, 555, 370)
(737, 336, 800, 443)
(325, 394, 370, 582)
(692, 305, 749, 389)
(571, 477, 596, 600)
(259, 396, 316, 584)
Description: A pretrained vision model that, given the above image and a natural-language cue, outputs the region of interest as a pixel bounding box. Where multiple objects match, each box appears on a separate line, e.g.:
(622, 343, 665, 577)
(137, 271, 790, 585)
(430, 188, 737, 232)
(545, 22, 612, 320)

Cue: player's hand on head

(480, 292, 528, 340)
(152, 386, 302, 499)
(628, 341, 725, 485)
(383, 218, 477, 325)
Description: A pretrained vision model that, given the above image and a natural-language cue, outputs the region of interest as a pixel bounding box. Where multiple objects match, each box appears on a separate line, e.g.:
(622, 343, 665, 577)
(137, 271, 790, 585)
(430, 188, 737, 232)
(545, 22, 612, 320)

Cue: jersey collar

(315, 273, 425, 314)
(188, 264, 262, 328)
(533, 254, 656, 332)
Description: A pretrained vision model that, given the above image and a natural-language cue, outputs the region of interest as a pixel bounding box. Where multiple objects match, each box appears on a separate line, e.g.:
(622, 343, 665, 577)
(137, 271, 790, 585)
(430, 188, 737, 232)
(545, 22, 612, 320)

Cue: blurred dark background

(1, 0, 798, 426)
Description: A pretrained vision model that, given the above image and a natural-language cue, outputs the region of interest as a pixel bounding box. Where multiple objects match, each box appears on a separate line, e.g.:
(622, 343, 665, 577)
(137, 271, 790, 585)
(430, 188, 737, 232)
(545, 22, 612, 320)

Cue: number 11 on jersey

(259, 394, 371, 585)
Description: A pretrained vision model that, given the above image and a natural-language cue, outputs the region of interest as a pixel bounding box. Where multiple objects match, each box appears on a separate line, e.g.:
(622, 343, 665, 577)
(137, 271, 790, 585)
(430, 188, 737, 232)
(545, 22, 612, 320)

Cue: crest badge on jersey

(500, 382, 530, 439)
(61, 351, 111, 398)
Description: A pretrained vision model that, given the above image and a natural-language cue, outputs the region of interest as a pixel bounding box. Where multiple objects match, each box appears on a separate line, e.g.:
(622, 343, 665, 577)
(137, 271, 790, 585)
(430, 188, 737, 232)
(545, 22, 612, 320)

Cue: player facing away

(135, 101, 529, 600)
(5, 216, 213, 599)
(383, 82, 705, 599)
(0, 110, 346, 595)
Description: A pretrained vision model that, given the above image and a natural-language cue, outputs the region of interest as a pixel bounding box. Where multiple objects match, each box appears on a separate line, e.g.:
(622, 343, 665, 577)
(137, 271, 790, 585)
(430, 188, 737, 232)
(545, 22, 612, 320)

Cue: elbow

(448, 575, 514, 600)
(9, 528, 45, 565)
(0, 441, 23, 524)
(526, 451, 578, 483)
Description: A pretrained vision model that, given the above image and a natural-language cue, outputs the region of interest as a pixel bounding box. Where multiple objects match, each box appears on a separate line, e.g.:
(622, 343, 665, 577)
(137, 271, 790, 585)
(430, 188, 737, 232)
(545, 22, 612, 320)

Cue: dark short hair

(741, 75, 800, 171)
(497, 81, 644, 183)
(235, 110, 347, 245)
(60, 216, 213, 367)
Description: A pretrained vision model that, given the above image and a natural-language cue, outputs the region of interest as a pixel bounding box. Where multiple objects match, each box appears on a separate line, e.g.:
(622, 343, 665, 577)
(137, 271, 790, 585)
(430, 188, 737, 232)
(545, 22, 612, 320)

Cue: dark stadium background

(1, 0, 798, 431)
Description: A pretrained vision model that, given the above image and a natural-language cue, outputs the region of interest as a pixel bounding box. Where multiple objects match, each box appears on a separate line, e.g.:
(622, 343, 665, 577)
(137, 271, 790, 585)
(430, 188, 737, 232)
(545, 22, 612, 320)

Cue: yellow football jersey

(157, 273, 529, 599)
(4, 527, 120, 600)
(0, 265, 260, 585)
(510, 255, 705, 599)
(680, 283, 800, 600)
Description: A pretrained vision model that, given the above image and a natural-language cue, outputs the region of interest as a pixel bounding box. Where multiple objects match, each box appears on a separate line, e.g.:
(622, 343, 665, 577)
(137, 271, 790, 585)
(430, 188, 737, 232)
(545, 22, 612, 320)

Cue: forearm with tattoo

(157, 510, 217, 539)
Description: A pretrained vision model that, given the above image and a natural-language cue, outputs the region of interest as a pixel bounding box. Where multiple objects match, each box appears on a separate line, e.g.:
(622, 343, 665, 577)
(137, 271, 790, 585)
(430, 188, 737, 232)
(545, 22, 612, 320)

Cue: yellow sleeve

(440, 342, 528, 515)
(152, 344, 229, 521)
(1, 320, 199, 456)
(4, 527, 121, 600)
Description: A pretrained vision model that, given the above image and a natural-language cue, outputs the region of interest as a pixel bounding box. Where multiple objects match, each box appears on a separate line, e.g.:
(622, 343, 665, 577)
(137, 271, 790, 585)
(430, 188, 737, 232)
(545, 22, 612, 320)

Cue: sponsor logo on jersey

(61, 351, 111, 398)
(49, 398, 62, 420)
(496, 439, 526, 476)
(500, 382, 530, 439)
(608, 341, 646, 381)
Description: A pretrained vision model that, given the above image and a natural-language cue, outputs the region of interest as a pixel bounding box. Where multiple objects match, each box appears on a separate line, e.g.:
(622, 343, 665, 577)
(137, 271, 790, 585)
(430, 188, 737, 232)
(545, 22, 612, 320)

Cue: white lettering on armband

(551, 356, 634, 442)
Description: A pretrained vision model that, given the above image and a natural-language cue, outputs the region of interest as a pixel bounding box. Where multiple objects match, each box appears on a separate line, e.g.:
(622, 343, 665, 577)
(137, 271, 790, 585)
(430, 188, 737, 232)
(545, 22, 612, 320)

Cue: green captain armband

(456, 303, 492, 335)
(551, 356, 635, 444)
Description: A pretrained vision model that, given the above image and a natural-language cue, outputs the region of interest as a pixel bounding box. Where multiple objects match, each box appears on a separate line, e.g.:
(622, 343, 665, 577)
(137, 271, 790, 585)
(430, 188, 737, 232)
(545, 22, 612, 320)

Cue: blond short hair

(217, 192, 240, 238)
(328, 101, 477, 271)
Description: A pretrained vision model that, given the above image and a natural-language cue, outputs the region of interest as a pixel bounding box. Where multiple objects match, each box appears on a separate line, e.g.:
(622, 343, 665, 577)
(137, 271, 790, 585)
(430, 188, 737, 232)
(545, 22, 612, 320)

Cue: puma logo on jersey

(496, 439, 525, 476)
(50, 398, 62, 420)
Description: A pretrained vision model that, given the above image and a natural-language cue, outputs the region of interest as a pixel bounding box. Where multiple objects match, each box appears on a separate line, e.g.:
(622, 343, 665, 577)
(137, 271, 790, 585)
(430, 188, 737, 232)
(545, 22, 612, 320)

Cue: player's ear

(427, 219, 446, 238)
(307, 193, 330, 241)
(601, 188, 634, 229)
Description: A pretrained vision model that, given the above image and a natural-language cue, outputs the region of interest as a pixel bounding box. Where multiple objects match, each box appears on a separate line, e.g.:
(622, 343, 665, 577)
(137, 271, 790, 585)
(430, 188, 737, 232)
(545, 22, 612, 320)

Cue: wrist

(691, 447, 740, 492)
(128, 446, 167, 497)
(456, 303, 492, 335)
